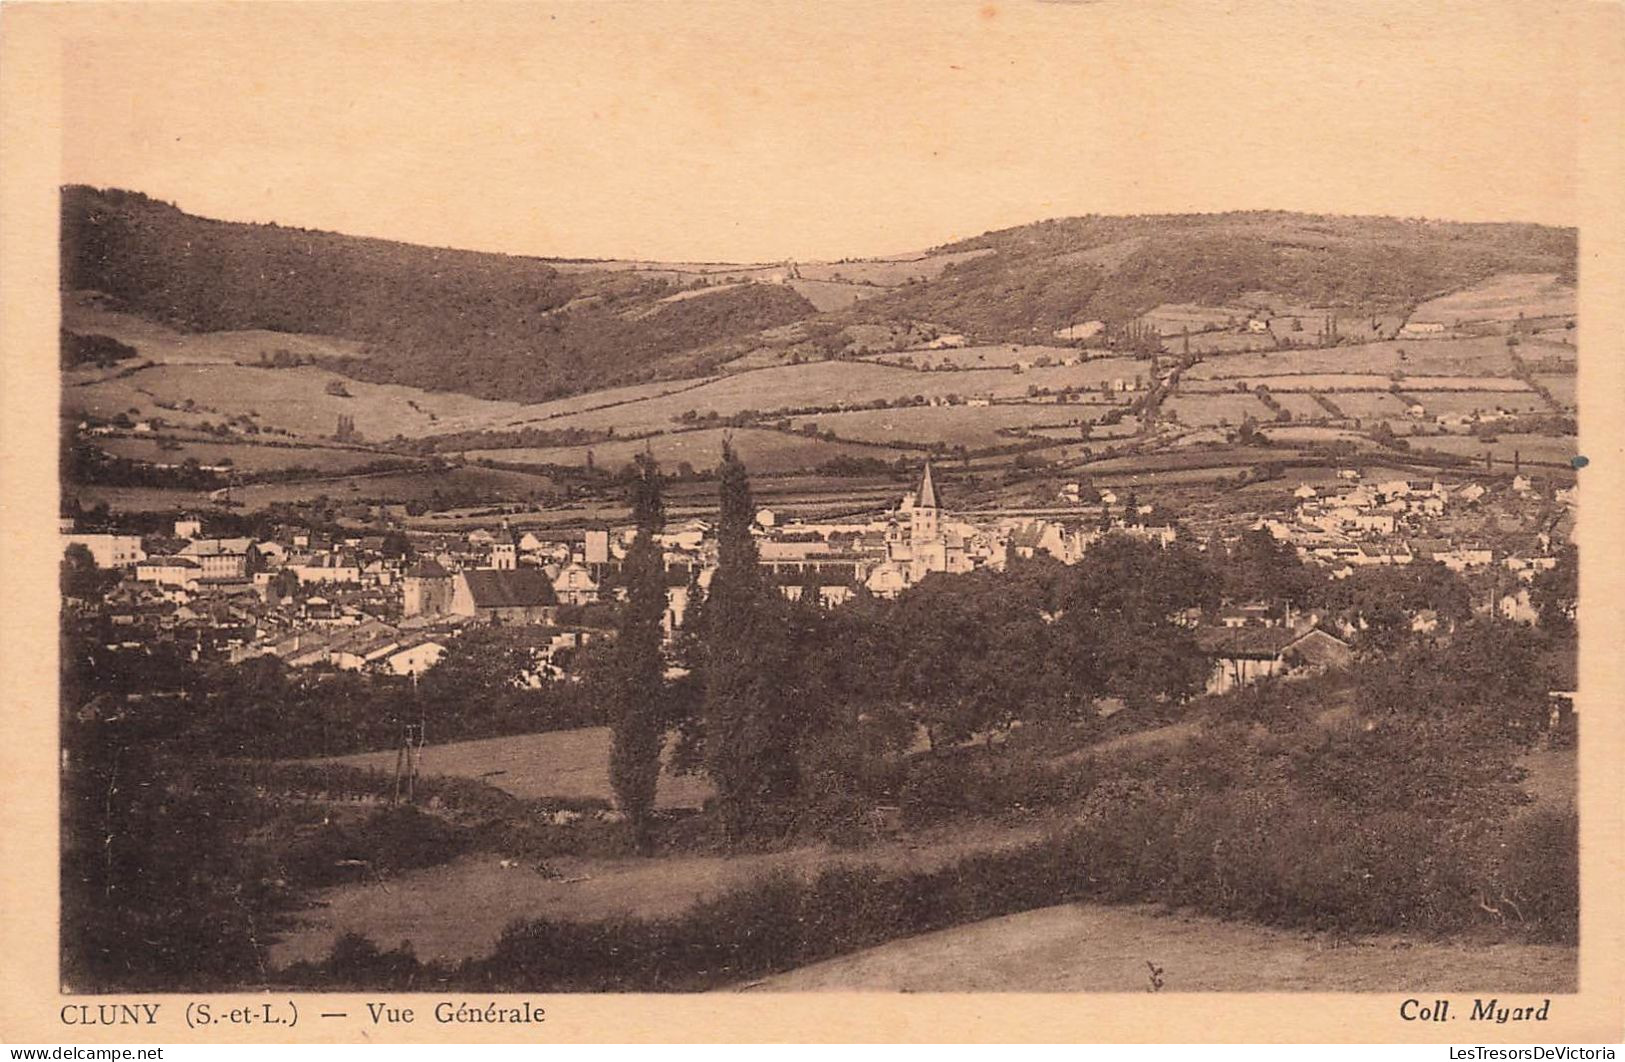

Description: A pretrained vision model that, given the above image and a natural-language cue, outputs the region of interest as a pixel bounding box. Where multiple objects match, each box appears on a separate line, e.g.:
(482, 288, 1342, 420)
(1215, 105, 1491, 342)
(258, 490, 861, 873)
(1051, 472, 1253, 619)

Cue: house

(583, 528, 612, 565)
(451, 569, 559, 624)
(62, 533, 146, 569)
(1399, 320, 1447, 336)
(1353, 541, 1412, 565)
(135, 555, 201, 588)
(179, 538, 256, 580)
(174, 517, 203, 540)
(386, 640, 448, 677)
(864, 561, 908, 599)
(552, 560, 600, 605)
(290, 555, 361, 585)
(1196, 626, 1353, 696)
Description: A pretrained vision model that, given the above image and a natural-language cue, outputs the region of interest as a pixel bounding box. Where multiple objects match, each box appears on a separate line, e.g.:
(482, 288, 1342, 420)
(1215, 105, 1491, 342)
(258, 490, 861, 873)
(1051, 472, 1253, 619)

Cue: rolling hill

(61, 188, 1576, 411)
(834, 212, 1577, 343)
(61, 186, 814, 404)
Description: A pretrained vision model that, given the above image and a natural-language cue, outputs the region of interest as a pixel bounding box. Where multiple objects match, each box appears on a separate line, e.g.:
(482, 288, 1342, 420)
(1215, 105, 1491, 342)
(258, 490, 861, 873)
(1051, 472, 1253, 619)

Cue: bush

(1490, 807, 1579, 943)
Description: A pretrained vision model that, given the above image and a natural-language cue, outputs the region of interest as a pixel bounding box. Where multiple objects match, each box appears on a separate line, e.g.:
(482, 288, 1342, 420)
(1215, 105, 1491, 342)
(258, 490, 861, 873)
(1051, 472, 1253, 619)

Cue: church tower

(491, 520, 517, 571)
(910, 461, 941, 546)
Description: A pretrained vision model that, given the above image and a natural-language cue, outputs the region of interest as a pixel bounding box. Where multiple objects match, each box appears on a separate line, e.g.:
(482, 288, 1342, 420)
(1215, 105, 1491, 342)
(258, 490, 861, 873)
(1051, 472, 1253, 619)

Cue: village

(61, 446, 1577, 709)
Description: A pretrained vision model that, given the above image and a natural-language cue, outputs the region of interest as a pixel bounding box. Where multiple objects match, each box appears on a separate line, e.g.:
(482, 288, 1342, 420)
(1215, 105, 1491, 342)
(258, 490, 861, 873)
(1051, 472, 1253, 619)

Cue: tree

(61, 543, 106, 600)
(1056, 537, 1218, 710)
(701, 443, 799, 843)
(608, 453, 668, 851)
(1530, 545, 1577, 638)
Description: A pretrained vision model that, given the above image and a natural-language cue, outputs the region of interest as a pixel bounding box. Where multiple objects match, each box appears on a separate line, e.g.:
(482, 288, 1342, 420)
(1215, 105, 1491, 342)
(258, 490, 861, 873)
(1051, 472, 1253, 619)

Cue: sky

(58, 0, 1583, 262)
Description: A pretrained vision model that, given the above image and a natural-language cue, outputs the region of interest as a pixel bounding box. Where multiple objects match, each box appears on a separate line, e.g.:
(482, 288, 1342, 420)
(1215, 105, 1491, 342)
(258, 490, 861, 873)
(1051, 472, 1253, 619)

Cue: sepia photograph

(4, 0, 1624, 1045)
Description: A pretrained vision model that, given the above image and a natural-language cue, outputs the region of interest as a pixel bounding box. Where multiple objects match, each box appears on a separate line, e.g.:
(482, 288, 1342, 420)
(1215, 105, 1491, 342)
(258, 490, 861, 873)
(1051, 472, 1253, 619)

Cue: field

(66, 363, 531, 441)
(1319, 392, 1410, 420)
(1184, 373, 1392, 393)
(523, 361, 1142, 436)
(314, 726, 712, 809)
(1408, 273, 1576, 325)
(542, 248, 992, 288)
(267, 810, 1062, 968)
(786, 279, 883, 312)
(1162, 393, 1268, 427)
(62, 294, 366, 365)
(96, 436, 399, 474)
(1399, 376, 1534, 393)
(1413, 433, 1578, 468)
(755, 903, 1575, 992)
(785, 403, 1108, 449)
(1401, 392, 1550, 416)
(1265, 392, 1331, 420)
(1257, 426, 1378, 446)
(1137, 302, 1256, 335)
(1536, 375, 1577, 410)
(866, 344, 1096, 371)
(463, 427, 910, 474)
(1187, 337, 1521, 379)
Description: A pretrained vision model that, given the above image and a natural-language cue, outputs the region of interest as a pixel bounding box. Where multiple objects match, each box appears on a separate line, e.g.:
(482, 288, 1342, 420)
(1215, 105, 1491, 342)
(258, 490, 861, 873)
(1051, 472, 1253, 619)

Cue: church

(868, 461, 975, 595)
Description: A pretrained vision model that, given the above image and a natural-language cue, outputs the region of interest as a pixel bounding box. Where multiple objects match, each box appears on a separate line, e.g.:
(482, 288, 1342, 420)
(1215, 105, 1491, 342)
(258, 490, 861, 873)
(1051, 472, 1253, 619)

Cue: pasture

(62, 294, 366, 365)
(314, 726, 713, 810)
(1162, 393, 1268, 427)
(1399, 376, 1534, 393)
(755, 902, 1575, 993)
(1414, 433, 1578, 468)
(96, 436, 397, 474)
(525, 360, 1146, 436)
(1137, 302, 1254, 335)
(66, 363, 532, 441)
(1184, 373, 1393, 393)
(868, 344, 1090, 371)
(787, 279, 882, 312)
(463, 427, 910, 475)
(786, 403, 1112, 450)
(1402, 392, 1550, 417)
(1187, 337, 1521, 380)
(1409, 273, 1576, 325)
(1321, 392, 1411, 420)
(1536, 375, 1577, 410)
(1265, 393, 1330, 420)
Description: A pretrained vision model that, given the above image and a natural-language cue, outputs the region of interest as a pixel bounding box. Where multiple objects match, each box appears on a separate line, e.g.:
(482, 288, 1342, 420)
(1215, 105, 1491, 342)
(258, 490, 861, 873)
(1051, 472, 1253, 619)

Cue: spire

(916, 461, 941, 510)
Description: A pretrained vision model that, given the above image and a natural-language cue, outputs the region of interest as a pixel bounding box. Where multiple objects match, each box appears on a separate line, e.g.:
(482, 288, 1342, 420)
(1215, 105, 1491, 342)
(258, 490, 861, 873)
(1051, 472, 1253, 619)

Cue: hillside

(834, 212, 1577, 343)
(61, 186, 814, 403)
(61, 189, 1577, 409)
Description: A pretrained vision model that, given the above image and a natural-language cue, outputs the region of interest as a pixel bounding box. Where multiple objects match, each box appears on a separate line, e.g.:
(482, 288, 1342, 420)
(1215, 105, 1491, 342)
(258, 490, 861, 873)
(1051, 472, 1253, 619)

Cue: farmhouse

(451, 569, 559, 624)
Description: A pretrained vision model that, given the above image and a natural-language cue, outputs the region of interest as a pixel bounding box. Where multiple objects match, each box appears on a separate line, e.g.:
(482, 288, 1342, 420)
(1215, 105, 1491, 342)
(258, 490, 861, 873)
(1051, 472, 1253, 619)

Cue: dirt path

(750, 903, 1576, 993)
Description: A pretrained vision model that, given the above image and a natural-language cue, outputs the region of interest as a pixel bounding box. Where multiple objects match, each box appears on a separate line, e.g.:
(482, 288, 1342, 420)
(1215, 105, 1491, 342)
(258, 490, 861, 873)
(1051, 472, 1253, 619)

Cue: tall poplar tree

(608, 452, 666, 852)
(702, 442, 797, 843)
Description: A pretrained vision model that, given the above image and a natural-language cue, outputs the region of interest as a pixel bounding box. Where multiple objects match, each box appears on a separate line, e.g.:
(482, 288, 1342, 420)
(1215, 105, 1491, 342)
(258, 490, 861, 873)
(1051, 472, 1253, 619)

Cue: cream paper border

(2, 1, 1621, 1044)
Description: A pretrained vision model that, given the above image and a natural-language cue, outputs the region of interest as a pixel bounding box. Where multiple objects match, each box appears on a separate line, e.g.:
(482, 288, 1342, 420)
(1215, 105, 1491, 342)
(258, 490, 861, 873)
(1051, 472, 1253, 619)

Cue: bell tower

(491, 520, 517, 571)
(910, 461, 941, 546)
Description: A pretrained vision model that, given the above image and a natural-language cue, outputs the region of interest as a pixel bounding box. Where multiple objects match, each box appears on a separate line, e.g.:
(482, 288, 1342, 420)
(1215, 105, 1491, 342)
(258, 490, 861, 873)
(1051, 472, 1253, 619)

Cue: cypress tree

(608, 452, 666, 852)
